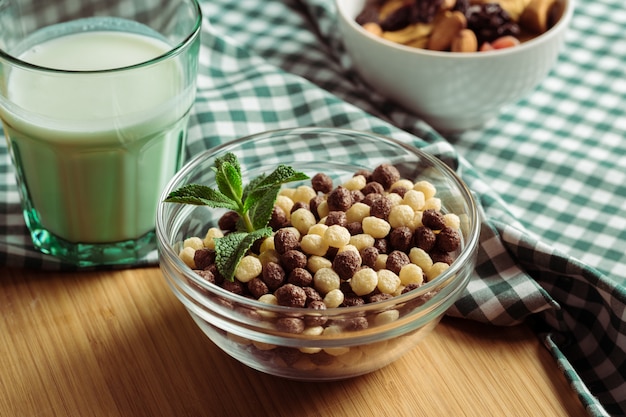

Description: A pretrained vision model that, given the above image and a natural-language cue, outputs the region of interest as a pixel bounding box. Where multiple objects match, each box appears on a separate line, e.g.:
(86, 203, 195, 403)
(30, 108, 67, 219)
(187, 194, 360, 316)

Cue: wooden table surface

(0, 266, 587, 417)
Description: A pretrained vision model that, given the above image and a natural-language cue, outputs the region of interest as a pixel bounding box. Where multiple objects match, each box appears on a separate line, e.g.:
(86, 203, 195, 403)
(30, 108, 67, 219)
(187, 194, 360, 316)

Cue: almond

(427, 11, 467, 51)
(451, 29, 478, 52)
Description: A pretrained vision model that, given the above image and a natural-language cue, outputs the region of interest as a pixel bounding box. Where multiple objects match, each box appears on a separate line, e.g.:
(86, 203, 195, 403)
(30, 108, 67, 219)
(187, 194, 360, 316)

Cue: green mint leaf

(243, 165, 309, 213)
(214, 227, 273, 281)
(248, 184, 282, 230)
(214, 156, 243, 203)
(164, 184, 239, 210)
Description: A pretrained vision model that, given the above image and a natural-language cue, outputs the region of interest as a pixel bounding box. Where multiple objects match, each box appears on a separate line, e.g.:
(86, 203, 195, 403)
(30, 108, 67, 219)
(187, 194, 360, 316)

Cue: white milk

(0, 20, 194, 243)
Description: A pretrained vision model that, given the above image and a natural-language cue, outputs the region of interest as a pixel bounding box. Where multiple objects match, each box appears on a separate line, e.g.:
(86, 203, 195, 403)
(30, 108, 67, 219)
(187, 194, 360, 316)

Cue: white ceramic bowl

(335, 0, 573, 132)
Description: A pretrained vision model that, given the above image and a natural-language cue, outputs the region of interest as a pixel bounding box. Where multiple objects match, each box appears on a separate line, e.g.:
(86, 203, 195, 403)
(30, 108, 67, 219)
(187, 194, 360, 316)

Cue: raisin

(466, 3, 520, 46)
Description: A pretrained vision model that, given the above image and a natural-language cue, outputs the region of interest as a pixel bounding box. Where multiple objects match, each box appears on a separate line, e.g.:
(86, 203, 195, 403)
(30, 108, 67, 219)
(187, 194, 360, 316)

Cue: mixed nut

(356, 0, 564, 52)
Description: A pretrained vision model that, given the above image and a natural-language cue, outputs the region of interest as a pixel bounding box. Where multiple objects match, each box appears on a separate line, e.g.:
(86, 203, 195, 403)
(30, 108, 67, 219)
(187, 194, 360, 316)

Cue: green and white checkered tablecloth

(1, 0, 625, 415)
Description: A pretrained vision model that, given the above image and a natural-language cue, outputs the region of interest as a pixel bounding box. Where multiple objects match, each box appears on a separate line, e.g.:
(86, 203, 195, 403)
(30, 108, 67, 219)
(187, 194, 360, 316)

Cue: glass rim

(0, 0, 203, 74)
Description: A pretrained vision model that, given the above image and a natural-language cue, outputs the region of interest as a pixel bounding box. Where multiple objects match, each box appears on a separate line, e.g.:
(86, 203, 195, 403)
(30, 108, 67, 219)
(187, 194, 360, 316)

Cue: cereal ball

(274, 228, 300, 254)
(293, 185, 317, 204)
(371, 163, 400, 189)
(316, 200, 330, 219)
(422, 209, 446, 230)
(288, 267, 313, 287)
(373, 238, 388, 254)
(275, 194, 295, 218)
(377, 269, 401, 294)
(327, 186, 352, 211)
(343, 174, 367, 191)
(259, 236, 275, 252)
(402, 190, 426, 211)
(443, 213, 461, 229)
(374, 253, 388, 271)
(428, 262, 450, 279)
(179, 246, 196, 268)
(423, 197, 442, 211)
(291, 208, 317, 235)
(193, 248, 215, 270)
(313, 267, 341, 295)
(349, 233, 375, 251)
(248, 277, 269, 298)
(325, 211, 347, 227)
(291, 201, 309, 213)
(350, 267, 378, 296)
(413, 180, 437, 200)
(203, 227, 224, 249)
(346, 221, 364, 235)
(276, 317, 305, 334)
(275, 283, 307, 308)
(221, 279, 246, 295)
(342, 293, 365, 307)
(332, 250, 361, 280)
(370, 196, 392, 219)
(389, 226, 413, 252)
(300, 233, 329, 256)
(345, 202, 370, 224)
(409, 247, 434, 272)
(360, 246, 379, 268)
(258, 248, 280, 266)
(235, 255, 262, 283)
(399, 263, 424, 286)
(390, 186, 408, 198)
(368, 292, 393, 304)
(362, 181, 385, 195)
(431, 251, 454, 265)
(388, 204, 415, 229)
(184, 236, 204, 250)
(386, 250, 410, 275)
(309, 195, 325, 219)
(280, 249, 307, 272)
(218, 210, 240, 231)
(324, 224, 351, 248)
(261, 261, 286, 290)
(324, 288, 345, 308)
(436, 226, 461, 252)
(303, 287, 324, 305)
(311, 173, 333, 193)
(362, 192, 383, 206)
(362, 216, 391, 239)
(305, 300, 328, 327)
(307, 255, 332, 273)
(414, 226, 437, 252)
(351, 190, 365, 204)
(269, 205, 289, 230)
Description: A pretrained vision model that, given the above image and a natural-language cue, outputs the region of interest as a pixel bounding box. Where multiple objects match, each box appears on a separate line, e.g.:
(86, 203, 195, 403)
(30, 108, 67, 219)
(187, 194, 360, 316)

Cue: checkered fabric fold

(1, 0, 625, 415)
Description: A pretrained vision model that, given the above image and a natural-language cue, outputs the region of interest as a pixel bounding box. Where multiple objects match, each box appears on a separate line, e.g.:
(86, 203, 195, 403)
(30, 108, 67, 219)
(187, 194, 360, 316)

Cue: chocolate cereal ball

(327, 186, 352, 211)
(371, 163, 400, 189)
(311, 173, 333, 193)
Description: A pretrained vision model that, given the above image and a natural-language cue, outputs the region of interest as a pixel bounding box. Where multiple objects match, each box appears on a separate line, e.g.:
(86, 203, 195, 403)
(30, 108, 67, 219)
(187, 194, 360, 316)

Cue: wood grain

(0, 266, 586, 417)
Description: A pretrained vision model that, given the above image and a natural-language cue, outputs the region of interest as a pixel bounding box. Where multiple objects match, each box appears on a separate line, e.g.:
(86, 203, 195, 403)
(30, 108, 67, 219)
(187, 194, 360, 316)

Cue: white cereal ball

(259, 236, 275, 252)
(253, 340, 277, 351)
(428, 262, 450, 279)
(183, 236, 204, 250)
(279, 187, 296, 200)
(316, 200, 330, 219)
(275, 195, 295, 220)
(293, 185, 317, 204)
(386, 192, 403, 207)
(413, 180, 437, 200)
(444, 213, 461, 230)
(307, 255, 332, 273)
(179, 246, 196, 269)
(343, 174, 367, 191)
(409, 247, 434, 271)
(423, 197, 442, 211)
(258, 293, 278, 306)
(313, 267, 341, 294)
(258, 249, 280, 266)
(374, 253, 388, 271)
(323, 225, 351, 248)
(377, 269, 401, 294)
(399, 263, 424, 286)
(350, 267, 378, 296)
(291, 208, 317, 235)
(322, 325, 351, 356)
(308, 223, 328, 236)
(323, 288, 345, 308)
(235, 255, 262, 283)
(345, 202, 371, 223)
(203, 227, 224, 249)
(301, 233, 329, 256)
(388, 204, 416, 229)
(337, 244, 360, 256)
(349, 233, 375, 251)
(402, 190, 426, 211)
(390, 179, 414, 192)
(373, 309, 400, 326)
(413, 210, 424, 228)
(362, 216, 391, 239)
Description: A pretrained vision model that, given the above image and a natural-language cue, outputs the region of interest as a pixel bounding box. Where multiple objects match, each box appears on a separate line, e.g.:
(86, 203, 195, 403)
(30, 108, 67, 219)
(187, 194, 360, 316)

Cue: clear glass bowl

(156, 127, 480, 380)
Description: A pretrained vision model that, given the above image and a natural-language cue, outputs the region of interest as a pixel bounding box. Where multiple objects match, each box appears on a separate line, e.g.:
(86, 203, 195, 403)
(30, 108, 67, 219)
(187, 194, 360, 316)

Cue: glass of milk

(0, 0, 202, 266)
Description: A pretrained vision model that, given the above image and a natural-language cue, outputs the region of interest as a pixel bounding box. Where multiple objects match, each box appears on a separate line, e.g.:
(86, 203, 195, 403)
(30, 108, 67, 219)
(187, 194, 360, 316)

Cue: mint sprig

(164, 152, 309, 281)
